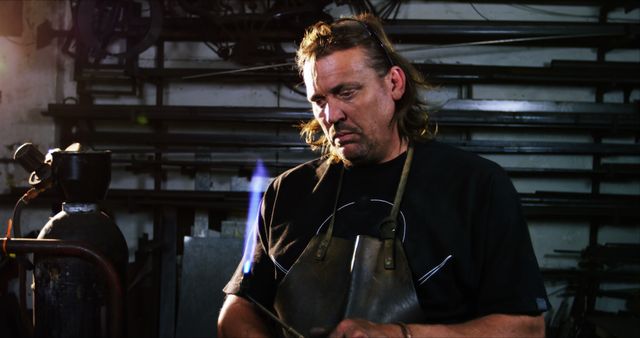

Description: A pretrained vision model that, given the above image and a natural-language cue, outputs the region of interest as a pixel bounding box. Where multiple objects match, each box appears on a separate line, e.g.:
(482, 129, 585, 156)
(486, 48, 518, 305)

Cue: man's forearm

(330, 313, 545, 337)
(219, 295, 545, 338)
(218, 294, 272, 338)
(405, 314, 545, 337)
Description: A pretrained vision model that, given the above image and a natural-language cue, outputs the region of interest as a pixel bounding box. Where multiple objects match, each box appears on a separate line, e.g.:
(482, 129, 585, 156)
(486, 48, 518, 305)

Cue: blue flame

(241, 160, 268, 275)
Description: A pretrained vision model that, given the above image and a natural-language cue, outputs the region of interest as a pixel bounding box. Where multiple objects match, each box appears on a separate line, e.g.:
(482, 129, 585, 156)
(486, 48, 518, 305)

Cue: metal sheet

(175, 236, 243, 338)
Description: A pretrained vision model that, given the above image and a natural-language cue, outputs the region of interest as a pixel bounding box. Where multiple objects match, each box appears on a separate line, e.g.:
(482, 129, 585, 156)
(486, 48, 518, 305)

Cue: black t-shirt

(224, 140, 549, 323)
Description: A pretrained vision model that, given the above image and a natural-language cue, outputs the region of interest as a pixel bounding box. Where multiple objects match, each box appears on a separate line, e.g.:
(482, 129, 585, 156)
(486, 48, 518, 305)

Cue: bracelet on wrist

(395, 322, 412, 338)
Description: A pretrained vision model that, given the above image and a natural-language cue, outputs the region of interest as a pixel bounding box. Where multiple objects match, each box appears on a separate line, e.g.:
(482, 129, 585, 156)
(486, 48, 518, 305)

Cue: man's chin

(335, 145, 366, 166)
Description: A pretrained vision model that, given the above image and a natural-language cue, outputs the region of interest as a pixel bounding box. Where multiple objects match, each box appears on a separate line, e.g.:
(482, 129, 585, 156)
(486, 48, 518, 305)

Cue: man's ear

(389, 66, 406, 100)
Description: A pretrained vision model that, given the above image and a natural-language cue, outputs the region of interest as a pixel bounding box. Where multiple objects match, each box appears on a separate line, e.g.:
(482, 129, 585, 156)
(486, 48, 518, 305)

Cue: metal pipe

(0, 238, 123, 338)
(244, 293, 304, 338)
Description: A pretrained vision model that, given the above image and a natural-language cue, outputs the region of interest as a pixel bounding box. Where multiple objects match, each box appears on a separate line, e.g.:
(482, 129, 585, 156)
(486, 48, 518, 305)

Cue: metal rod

(0, 238, 124, 338)
(243, 293, 304, 338)
(182, 62, 294, 80)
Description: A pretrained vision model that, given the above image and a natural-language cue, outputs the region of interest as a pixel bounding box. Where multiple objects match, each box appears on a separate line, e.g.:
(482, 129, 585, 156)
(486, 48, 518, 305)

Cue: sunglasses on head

(334, 18, 395, 68)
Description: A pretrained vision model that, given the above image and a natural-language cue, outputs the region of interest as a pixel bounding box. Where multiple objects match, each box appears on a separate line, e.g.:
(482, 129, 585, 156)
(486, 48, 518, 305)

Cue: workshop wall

(0, 1, 638, 338)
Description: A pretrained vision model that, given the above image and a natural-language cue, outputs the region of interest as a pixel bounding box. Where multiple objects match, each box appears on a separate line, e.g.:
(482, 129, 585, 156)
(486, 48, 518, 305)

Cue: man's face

(303, 47, 406, 166)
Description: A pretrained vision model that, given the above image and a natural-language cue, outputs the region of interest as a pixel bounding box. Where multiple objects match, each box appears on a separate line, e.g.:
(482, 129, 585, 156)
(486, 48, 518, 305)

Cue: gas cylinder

(33, 150, 128, 338)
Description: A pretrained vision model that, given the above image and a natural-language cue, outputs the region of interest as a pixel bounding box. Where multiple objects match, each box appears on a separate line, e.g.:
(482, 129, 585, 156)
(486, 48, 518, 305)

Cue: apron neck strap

(391, 144, 414, 220)
(315, 165, 344, 260)
(379, 144, 414, 269)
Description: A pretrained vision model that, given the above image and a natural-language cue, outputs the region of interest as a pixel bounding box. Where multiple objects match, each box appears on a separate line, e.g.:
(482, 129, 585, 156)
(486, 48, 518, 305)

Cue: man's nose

(324, 99, 346, 125)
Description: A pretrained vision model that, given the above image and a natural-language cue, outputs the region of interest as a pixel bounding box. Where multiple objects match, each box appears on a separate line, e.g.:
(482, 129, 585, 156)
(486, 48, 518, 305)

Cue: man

(218, 13, 549, 338)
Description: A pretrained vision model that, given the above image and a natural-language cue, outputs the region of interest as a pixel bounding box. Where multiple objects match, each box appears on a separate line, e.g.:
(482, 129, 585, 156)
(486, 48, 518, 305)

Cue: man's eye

(338, 90, 355, 99)
(314, 100, 326, 108)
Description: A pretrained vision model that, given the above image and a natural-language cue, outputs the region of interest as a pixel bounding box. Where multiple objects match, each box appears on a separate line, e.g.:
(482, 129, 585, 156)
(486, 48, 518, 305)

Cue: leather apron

(273, 146, 425, 337)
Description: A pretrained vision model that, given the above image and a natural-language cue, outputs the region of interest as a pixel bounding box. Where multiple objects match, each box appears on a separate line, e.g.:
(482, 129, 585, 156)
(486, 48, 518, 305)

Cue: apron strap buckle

(383, 238, 395, 269)
(315, 238, 330, 261)
(379, 216, 397, 269)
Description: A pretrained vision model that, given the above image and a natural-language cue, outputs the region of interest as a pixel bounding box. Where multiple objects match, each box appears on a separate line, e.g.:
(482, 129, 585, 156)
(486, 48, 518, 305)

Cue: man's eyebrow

(309, 82, 362, 102)
(328, 83, 362, 97)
